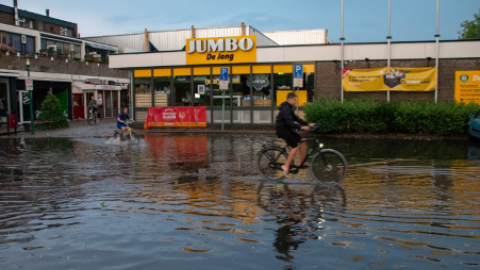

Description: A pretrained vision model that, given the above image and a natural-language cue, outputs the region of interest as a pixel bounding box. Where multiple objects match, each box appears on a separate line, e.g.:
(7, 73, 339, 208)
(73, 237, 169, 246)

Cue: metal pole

(221, 89, 225, 131)
(27, 65, 34, 135)
(387, 0, 392, 102)
(435, 0, 440, 103)
(340, 0, 345, 103)
(296, 87, 299, 115)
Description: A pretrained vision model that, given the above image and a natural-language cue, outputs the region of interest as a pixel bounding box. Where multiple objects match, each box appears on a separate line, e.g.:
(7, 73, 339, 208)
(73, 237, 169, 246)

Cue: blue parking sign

(294, 65, 303, 79)
(220, 68, 229, 81)
(293, 65, 303, 87)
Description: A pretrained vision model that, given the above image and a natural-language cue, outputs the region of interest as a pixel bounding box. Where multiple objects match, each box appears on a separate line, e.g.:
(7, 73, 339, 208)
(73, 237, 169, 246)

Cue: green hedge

(303, 100, 480, 135)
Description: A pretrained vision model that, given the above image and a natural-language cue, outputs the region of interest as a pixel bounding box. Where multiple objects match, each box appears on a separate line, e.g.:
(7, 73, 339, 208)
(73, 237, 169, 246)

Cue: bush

(303, 100, 480, 135)
(37, 92, 68, 130)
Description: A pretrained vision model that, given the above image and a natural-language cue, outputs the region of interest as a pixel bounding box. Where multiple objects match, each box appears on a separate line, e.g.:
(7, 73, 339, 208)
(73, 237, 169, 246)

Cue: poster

(342, 67, 437, 92)
(144, 107, 207, 129)
(455, 71, 480, 105)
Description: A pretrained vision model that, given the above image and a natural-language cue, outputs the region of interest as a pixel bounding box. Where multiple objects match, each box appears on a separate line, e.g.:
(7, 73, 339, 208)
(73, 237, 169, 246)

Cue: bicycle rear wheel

(310, 149, 347, 186)
(257, 148, 287, 182)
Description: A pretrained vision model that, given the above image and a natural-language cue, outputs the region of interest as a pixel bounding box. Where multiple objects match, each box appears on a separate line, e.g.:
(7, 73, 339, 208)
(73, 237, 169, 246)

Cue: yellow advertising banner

(455, 71, 480, 104)
(186, 35, 257, 65)
(342, 67, 437, 92)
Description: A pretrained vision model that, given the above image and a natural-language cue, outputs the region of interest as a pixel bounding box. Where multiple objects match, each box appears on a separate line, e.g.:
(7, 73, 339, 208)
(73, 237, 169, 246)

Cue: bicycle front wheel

(87, 112, 95, 125)
(310, 149, 347, 186)
(130, 132, 140, 144)
(257, 148, 287, 182)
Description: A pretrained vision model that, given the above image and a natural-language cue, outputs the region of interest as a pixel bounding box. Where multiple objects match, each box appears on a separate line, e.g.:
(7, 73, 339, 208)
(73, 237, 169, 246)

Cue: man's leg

(282, 146, 298, 177)
(299, 140, 308, 166)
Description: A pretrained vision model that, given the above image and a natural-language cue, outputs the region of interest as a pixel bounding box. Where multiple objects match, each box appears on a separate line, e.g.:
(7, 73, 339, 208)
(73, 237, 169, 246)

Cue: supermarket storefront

(123, 35, 316, 124)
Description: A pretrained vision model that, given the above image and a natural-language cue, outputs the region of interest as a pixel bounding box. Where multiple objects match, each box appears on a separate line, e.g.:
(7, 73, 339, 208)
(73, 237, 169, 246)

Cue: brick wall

(0, 11, 14, 25)
(0, 54, 128, 78)
(315, 58, 480, 102)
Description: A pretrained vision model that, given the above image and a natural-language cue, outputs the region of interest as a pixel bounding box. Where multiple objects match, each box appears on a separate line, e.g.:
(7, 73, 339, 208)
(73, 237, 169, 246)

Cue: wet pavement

(0, 134, 479, 270)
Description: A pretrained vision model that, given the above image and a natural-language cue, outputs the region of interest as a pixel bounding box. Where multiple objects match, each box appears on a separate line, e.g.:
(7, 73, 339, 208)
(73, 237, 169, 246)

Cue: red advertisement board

(144, 107, 207, 130)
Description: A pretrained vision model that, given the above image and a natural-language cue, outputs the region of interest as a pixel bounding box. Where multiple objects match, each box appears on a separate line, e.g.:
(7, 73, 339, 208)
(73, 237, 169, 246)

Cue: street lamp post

(26, 58, 34, 135)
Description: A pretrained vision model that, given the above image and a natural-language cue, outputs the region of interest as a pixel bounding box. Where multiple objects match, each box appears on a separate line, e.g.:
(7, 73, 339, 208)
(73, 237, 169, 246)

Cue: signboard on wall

(342, 68, 437, 91)
(144, 107, 207, 129)
(186, 35, 257, 65)
(455, 70, 480, 104)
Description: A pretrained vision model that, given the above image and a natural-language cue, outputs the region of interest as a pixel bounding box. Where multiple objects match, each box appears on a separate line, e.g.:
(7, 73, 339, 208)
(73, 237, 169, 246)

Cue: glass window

(38, 21, 44, 31)
(134, 70, 152, 110)
(153, 69, 171, 107)
(273, 65, 293, 107)
(232, 66, 251, 107)
(193, 67, 211, 107)
(211, 67, 231, 107)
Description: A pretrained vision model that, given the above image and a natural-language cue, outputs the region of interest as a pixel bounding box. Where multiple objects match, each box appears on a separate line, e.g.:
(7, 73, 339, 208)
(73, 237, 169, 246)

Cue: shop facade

(109, 35, 480, 125)
(72, 80, 128, 120)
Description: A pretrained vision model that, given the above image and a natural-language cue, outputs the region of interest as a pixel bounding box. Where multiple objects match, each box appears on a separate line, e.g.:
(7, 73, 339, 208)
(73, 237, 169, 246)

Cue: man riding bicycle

(276, 93, 316, 177)
(117, 107, 135, 141)
(88, 95, 99, 119)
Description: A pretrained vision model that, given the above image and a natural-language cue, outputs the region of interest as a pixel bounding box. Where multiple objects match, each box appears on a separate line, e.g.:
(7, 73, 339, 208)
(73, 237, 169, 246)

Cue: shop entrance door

(18, 90, 32, 124)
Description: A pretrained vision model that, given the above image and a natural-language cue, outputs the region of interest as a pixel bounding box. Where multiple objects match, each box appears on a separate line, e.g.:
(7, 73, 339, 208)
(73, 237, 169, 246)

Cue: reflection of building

(0, 2, 128, 124)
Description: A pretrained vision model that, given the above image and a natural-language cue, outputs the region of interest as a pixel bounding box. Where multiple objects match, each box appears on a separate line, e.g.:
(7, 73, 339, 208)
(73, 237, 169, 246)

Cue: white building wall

(109, 40, 480, 69)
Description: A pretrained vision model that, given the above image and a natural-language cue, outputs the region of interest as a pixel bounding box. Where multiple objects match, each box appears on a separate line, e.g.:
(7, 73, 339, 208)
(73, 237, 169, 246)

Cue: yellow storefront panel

(274, 65, 292, 74)
(174, 68, 192, 76)
(276, 90, 308, 106)
(304, 64, 315, 73)
(193, 67, 211, 76)
(153, 69, 171, 77)
(232, 66, 250, 74)
(186, 35, 257, 65)
(455, 70, 480, 104)
(253, 65, 271, 74)
(134, 69, 152, 78)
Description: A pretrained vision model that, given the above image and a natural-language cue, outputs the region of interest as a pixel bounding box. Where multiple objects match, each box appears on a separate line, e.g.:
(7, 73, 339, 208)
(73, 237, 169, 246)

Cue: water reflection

(0, 135, 479, 269)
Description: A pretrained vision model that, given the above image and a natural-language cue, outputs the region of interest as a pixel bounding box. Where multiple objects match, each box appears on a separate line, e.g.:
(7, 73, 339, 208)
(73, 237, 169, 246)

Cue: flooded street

(0, 134, 479, 270)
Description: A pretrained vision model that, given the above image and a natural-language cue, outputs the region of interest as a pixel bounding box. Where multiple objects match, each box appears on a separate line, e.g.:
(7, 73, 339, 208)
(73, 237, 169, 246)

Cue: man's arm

(293, 114, 308, 126)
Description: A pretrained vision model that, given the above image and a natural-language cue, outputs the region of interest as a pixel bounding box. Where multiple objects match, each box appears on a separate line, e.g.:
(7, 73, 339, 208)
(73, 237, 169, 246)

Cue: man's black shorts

(277, 129, 302, 148)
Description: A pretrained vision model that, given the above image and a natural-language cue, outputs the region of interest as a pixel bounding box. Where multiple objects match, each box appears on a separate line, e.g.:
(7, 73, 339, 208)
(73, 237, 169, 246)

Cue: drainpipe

(387, 0, 391, 102)
(13, 0, 19, 26)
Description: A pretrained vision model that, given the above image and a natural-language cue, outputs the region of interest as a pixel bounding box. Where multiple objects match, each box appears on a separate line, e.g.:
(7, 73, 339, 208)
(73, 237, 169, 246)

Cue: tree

(458, 12, 480, 40)
(37, 92, 68, 130)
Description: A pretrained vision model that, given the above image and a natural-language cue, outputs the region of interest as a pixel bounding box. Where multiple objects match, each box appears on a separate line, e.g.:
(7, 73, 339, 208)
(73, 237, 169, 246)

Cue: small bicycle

(86, 107, 98, 125)
(113, 121, 140, 143)
(257, 130, 348, 186)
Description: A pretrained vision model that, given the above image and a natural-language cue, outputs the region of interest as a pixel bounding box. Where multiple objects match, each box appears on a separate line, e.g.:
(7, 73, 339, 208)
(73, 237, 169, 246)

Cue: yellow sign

(186, 35, 257, 65)
(342, 67, 437, 92)
(455, 70, 480, 104)
(276, 90, 308, 107)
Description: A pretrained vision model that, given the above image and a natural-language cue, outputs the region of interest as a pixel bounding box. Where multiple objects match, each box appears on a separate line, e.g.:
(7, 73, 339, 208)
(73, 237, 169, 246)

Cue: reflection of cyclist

(117, 107, 134, 141)
(88, 95, 98, 119)
(276, 93, 316, 177)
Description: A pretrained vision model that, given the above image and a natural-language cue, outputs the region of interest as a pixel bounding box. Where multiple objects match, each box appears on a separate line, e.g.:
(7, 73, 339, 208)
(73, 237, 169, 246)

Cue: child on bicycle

(117, 107, 135, 141)
(276, 93, 316, 177)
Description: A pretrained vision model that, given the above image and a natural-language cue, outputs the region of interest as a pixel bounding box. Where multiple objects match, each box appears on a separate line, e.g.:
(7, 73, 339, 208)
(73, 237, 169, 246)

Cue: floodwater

(0, 134, 479, 270)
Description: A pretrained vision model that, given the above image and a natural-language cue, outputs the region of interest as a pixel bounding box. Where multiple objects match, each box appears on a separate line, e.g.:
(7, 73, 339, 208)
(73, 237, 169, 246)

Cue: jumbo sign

(186, 35, 256, 65)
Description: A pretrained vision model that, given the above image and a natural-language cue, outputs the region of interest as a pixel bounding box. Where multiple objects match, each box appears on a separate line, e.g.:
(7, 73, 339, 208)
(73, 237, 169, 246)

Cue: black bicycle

(257, 132, 348, 186)
(86, 107, 98, 125)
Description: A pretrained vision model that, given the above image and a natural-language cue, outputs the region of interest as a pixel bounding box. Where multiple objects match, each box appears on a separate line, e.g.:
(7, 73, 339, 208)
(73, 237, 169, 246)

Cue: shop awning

(85, 41, 118, 52)
(0, 70, 19, 78)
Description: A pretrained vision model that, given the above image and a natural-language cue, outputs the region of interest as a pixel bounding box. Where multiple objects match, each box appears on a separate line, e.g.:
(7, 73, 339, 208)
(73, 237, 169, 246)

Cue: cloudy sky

(2, 0, 479, 42)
